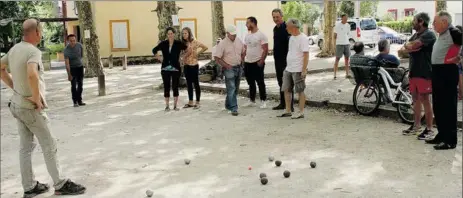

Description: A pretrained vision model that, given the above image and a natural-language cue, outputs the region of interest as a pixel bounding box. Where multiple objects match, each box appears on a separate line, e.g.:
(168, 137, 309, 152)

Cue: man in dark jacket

(271, 8, 293, 111)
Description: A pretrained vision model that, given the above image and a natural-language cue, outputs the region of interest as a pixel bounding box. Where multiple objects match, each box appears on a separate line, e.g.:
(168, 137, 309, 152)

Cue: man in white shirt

(243, 16, 269, 108)
(334, 14, 351, 79)
(277, 18, 309, 119)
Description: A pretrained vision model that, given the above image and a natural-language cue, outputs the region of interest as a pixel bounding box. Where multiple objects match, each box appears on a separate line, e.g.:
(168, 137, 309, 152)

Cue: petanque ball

(310, 161, 316, 168)
(283, 170, 290, 178)
(184, 159, 191, 165)
(275, 160, 282, 167)
(259, 173, 267, 179)
(268, 156, 275, 162)
(146, 189, 153, 197)
(260, 177, 268, 185)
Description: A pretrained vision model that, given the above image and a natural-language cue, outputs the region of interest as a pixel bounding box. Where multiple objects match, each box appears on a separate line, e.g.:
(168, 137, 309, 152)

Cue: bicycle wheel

(396, 85, 427, 124)
(353, 79, 381, 115)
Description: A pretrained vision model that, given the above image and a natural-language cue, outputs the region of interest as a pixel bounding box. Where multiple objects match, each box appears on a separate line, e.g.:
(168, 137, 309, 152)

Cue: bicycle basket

(350, 55, 381, 84)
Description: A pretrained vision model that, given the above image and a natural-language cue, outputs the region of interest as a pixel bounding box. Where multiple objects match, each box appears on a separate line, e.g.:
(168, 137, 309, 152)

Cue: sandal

(183, 104, 195, 108)
(277, 112, 292, 118)
(173, 106, 180, 111)
(193, 105, 200, 109)
(165, 106, 170, 112)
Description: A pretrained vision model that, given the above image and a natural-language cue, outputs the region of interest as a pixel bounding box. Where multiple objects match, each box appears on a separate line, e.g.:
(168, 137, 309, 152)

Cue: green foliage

(380, 13, 395, 22)
(338, 1, 378, 18)
(46, 43, 65, 54)
(377, 17, 413, 33)
(282, 1, 320, 32)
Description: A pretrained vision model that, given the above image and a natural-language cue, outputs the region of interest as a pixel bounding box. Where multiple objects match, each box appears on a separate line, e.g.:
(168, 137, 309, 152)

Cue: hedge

(377, 18, 413, 33)
(46, 43, 65, 54)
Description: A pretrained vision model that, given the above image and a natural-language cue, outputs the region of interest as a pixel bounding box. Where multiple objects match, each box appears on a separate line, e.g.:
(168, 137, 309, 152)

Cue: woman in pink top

(181, 27, 208, 108)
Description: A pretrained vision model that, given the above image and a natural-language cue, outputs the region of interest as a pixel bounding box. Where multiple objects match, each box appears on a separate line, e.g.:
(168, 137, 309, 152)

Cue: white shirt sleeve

(300, 36, 310, 52)
(260, 32, 268, 44)
(334, 23, 340, 34)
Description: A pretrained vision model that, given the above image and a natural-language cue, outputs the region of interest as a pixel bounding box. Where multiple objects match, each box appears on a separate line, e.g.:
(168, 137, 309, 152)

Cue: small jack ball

(259, 173, 267, 179)
(260, 177, 268, 185)
(268, 156, 274, 162)
(283, 170, 290, 178)
(310, 161, 316, 168)
(275, 160, 282, 167)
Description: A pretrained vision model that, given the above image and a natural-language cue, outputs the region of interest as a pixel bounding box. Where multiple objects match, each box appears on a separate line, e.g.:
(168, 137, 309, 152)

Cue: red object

(356, 27, 361, 38)
(409, 78, 432, 94)
(444, 44, 461, 64)
(248, 166, 252, 170)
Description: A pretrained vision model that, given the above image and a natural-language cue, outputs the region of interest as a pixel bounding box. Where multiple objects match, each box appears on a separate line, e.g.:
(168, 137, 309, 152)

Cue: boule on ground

(283, 170, 290, 178)
(275, 160, 282, 167)
(310, 161, 316, 168)
(259, 173, 267, 179)
(260, 177, 268, 185)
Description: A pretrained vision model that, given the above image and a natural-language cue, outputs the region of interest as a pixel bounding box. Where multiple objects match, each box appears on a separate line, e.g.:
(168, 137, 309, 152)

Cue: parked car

(308, 35, 318, 45)
(317, 17, 379, 50)
(378, 26, 408, 44)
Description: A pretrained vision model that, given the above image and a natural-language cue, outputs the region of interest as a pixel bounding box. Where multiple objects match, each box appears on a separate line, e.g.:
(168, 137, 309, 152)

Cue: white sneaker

(243, 101, 256, 107)
(291, 111, 304, 119)
(260, 101, 267, 109)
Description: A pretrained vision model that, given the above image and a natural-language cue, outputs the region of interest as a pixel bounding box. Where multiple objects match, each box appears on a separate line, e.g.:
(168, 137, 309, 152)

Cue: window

(234, 18, 248, 43)
(180, 18, 197, 39)
(348, 22, 356, 31)
(109, 20, 131, 51)
(388, 9, 398, 21)
(404, 8, 415, 17)
(360, 19, 377, 30)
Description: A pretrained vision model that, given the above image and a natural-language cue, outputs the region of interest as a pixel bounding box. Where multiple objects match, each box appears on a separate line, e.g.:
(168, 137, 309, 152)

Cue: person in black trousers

(181, 27, 208, 109)
(425, 12, 462, 150)
(152, 27, 187, 111)
(271, 9, 293, 111)
(64, 34, 86, 107)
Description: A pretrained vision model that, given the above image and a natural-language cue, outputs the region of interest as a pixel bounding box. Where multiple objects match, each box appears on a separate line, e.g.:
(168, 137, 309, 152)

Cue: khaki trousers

(8, 102, 67, 191)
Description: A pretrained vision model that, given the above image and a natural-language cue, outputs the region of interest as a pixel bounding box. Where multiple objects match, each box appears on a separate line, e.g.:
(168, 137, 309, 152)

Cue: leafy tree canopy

(282, 1, 320, 32)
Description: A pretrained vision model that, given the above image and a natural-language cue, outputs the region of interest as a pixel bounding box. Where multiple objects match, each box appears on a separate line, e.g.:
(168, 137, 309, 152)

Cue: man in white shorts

(277, 18, 309, 119)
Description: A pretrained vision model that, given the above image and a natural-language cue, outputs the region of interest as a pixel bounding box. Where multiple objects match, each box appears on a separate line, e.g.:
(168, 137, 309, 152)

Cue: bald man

(0, 19, 86, 197)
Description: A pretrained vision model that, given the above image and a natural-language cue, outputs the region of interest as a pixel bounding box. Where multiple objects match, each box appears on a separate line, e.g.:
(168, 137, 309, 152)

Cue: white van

(317, 17, 379, 50)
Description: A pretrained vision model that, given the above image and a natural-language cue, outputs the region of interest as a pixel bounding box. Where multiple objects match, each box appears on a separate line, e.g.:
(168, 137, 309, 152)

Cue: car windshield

(380, 26, 397, 34)
(360, 19, 377, 30)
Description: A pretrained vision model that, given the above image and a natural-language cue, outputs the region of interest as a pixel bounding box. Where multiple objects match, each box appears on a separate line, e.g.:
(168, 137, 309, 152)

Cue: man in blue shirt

(375, 39, 400, 67)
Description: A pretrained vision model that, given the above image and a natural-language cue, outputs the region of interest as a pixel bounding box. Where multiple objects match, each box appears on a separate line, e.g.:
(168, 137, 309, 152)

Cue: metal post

(354, 0, 361, 18)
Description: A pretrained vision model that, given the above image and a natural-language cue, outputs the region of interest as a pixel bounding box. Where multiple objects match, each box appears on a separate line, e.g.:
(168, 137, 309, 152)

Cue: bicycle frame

(377, 67, 412, 105)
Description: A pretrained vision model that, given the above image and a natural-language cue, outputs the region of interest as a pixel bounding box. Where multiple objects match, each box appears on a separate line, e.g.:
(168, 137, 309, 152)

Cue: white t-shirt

(335, 22, 351, 45)
(244, 30, 268, 63)
(286, 33, 309, 73)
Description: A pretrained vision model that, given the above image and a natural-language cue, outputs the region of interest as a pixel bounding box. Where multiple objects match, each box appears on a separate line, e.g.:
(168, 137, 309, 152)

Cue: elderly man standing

(278, 18, 309, 119)
(400, 12, 436, 139)
(214, 25, 244, 116)
(64, 34, 86, 107)
(271, 8, 293, 111)
(0, 19, 86, 197)
(425, 11, 462, 150)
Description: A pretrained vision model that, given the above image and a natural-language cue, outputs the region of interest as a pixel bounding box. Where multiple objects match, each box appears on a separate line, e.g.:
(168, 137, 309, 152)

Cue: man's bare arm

(27, 63, 40, 101)
(404, 40, 424, 51)
(0, 63, 13, 89)
(302, 52, 309, 77)
(260, 43, 269, 62)
(65, 58, 71, 75)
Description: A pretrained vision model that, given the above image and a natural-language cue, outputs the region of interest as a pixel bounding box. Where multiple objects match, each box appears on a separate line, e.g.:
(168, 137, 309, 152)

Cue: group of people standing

(153, 9, 309, 119)
(401, 11, 462, 150)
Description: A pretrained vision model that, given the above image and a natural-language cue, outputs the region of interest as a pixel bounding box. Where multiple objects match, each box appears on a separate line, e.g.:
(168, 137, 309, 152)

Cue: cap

(226, 25, 237, 35)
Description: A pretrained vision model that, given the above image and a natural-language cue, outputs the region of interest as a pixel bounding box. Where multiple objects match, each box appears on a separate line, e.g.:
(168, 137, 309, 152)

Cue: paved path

(1, 65, 461, 197)
(200, 71, 463, 123)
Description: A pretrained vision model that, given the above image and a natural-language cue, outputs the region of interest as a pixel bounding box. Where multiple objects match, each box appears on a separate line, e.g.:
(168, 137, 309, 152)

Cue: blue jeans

(224, 66, 241, 112)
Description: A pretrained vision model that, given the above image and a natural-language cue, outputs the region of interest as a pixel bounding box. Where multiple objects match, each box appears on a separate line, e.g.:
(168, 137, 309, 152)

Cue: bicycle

(350, 57, 422, 124)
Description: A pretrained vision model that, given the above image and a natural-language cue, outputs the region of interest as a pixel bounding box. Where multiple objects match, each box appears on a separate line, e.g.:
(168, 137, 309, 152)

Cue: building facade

(65, 1, 281, 58)
(377, 1, 462, 26)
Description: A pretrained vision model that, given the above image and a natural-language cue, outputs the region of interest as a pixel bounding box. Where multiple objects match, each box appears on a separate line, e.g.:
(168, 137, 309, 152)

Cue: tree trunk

(154, 1, 181, 41)
(75, 1, 106, 96)
(316, 0, 336, 58)
(211, 1, 226, 46)
(436, 0, 447, 13)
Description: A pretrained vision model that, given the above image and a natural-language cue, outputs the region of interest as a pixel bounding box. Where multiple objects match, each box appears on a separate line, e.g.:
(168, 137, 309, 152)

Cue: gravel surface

(1, 66, 461, 198)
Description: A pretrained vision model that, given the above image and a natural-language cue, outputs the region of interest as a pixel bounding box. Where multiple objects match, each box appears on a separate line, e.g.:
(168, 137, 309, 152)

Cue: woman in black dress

(152, 27, 187, 111)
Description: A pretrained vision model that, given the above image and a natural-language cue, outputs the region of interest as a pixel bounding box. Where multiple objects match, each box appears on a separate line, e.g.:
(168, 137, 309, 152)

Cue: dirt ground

(1, 67, 461, 198)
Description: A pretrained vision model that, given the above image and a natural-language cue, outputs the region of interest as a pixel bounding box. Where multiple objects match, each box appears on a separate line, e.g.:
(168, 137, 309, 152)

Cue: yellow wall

(67, 1, 279, 58)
